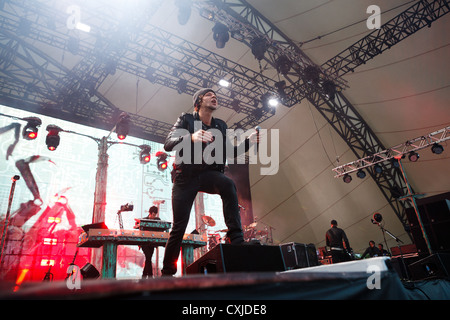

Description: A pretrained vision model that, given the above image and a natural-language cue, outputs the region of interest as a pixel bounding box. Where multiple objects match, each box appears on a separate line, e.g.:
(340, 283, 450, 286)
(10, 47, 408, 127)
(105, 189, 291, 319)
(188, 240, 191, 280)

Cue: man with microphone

(162, 88, 259, 276)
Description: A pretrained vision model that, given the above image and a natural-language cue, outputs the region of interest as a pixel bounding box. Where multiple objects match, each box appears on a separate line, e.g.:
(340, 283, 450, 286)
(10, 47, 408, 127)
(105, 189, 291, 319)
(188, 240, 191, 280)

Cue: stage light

(156, 151, 169, 171)
(175, 0, 192, 25)
(275, 80, 287, 99)
(322, 80, 336, 101)
(304, 65, 321, 84)
(343, 174, 352, 183)
(356, 169, 366, 179)
(22, 117, 41, 140)
(251, 37, 267, 61)
(408, 151, 419, 162)
(261, 93, 279, 114)
(374, 163, 383, 173)
(275, 55, 292, 75)
(431, 143, 444, 154)
(139, 145, 152, 164)
(116, 114, 130, 140)
(45, 125, 62, 151)
(391, 158, 400, 168)
(212, 22, 229, 49)
(219, 79, 230, 87)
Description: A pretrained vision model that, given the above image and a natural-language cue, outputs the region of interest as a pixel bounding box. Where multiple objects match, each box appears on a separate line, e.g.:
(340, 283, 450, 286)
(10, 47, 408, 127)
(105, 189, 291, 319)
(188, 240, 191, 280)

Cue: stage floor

(1, 258, 449, 301)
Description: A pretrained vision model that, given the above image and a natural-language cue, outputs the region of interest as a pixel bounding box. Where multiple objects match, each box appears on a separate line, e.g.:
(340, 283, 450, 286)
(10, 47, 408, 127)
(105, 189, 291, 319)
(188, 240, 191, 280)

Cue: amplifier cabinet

(280, 242, 319, 270)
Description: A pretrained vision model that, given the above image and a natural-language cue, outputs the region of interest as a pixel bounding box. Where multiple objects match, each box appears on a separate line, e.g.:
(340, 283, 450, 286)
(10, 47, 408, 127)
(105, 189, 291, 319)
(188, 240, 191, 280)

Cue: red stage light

(41, 259, 55, 267)
(27, 131, 37, 139)
(117, 134, 126, 140)
(43, 238, 58, 245)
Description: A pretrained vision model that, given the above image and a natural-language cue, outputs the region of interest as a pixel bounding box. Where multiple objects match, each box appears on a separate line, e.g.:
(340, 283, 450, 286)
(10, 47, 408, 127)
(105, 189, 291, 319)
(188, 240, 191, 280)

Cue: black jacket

(164, 112, 250, 174)
(325, 226, 350, 249)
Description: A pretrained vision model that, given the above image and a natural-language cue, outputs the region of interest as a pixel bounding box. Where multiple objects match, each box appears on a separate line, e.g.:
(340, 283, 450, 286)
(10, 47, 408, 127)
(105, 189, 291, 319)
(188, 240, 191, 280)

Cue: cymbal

(202, 215, 216, 226)
(248, 222, 257, 228)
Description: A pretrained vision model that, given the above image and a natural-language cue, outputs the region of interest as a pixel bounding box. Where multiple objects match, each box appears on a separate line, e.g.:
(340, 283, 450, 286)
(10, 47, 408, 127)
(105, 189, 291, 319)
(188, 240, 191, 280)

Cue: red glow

(161, 162, 168, 169)
(144, 155, 151, 162)
(48, 146, 56, 151)
(47, 217, 61, 223)
(28, 132, 37, 139)
(118, 134, 126, 140)
(41, 259, 55, 267)
(43, 238, 58, 245)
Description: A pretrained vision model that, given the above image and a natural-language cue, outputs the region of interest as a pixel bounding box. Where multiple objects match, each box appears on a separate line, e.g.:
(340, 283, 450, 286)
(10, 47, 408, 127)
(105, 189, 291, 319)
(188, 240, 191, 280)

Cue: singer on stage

(161, 88, 259, 276)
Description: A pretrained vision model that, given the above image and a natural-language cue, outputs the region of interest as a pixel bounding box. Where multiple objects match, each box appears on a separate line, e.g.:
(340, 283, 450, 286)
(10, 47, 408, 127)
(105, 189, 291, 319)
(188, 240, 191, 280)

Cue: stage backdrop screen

(0, 105, 226, 281)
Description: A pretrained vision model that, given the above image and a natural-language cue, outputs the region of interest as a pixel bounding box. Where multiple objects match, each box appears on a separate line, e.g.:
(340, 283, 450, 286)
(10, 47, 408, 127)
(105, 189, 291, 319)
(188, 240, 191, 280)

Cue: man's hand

(191, 129, 214, 143)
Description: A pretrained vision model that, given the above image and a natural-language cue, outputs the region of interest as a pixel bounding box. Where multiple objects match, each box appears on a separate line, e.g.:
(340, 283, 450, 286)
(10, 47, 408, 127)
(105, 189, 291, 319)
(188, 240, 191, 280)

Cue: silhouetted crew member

(325, 220, 351, 263)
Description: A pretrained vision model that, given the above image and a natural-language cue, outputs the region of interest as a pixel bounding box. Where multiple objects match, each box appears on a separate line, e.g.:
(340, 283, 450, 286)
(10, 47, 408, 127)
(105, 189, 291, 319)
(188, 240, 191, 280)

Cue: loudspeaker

(405, 192, 450, 254)
(408, 253, 450, 280)
(186, 244, 286, 274)
(80, 263, 100, 279)
(280, 242, 319, 270)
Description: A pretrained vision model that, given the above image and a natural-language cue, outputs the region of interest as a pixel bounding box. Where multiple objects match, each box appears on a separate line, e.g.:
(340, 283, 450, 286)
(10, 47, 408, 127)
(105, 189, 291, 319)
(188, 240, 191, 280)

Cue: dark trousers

(142, 245, 156, 277)
(162, 170, 244, 275)
(331, 249, 351, 264)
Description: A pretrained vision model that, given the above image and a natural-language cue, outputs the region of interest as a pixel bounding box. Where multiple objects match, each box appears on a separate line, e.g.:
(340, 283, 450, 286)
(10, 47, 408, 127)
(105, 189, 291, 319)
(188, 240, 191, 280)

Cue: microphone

(255, 126, 261, 152)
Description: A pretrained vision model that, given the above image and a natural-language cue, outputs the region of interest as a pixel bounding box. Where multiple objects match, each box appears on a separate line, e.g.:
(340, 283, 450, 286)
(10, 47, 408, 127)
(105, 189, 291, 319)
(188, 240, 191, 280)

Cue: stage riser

(186, 244, 286, 274)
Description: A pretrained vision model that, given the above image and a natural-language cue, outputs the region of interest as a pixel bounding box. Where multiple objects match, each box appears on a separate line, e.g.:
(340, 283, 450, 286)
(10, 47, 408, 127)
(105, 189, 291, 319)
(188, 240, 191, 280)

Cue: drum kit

(201, 215, 273, 249)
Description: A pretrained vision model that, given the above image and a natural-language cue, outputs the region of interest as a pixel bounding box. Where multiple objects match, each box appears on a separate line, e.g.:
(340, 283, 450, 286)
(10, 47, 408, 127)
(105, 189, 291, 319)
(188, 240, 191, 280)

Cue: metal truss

(196, 0, 450, 230)
(1, 0, 448, 228)
(333, 126, 450, 177)
(0, 0, 286, 137)
(323, 0, 450, 79)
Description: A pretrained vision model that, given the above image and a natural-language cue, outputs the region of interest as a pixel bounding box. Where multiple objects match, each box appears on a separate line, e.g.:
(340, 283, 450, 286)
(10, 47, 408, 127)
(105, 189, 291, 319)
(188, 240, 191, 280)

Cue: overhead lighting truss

(332, 126, 450, 178)
(194, 0, 450, 231)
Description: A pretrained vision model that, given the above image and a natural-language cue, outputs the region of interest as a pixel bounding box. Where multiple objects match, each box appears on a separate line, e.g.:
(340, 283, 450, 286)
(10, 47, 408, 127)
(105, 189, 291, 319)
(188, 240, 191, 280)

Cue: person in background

(360, 240, 381, 259)
(325, 220, 351, 264)
(141, 206, 160, 278)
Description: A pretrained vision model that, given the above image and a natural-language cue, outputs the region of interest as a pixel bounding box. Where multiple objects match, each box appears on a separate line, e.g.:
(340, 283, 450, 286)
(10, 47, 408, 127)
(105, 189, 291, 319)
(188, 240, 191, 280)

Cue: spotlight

(408, 151, 419, 162)
(139, 145, 151, 164)
(212, 22, 229, 49)
(218, 79, 230, 87)
(343, 174, 352, 183)
(156, 151, 169, 171)
(275, 80, 287, 99)
(22, 117, 41, 140)
(251, 37, 268, 61)
(261, 93, 278, 113)
(374, 164, 383, 173)
(275, 55, 292, 75)
(356, 169, 366, 179)
(431, 143, 444, 155)
(45, 125, 62, 151)
(116, 113, 130, 140)
(304, 65, 321, 84)
(176, 79, 188, 94)
(391, 158, 400, 168)
(175, 0, 192, 25)
(322, 80, 336, 101)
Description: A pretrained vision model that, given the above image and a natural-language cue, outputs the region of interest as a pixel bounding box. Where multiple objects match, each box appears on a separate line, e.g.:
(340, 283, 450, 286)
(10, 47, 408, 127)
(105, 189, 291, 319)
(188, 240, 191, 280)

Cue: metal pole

(398, 159, 433, 254)
(0, 175, 20, 267)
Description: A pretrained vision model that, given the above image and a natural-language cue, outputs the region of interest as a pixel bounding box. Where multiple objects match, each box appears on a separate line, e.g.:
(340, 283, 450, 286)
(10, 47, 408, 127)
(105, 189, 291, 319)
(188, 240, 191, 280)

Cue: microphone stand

(373, 220, 410, 280)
